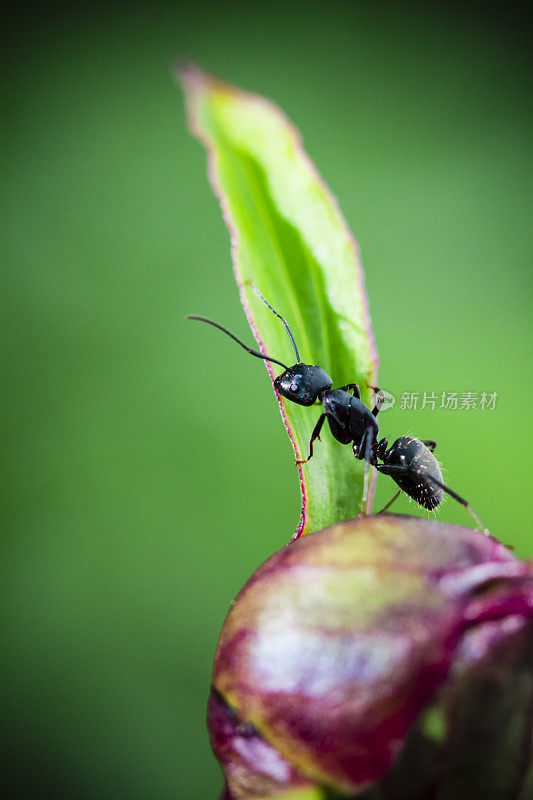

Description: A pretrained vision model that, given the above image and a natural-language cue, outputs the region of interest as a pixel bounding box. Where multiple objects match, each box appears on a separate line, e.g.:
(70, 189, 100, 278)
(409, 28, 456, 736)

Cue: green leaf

(180, 65, 377, 538)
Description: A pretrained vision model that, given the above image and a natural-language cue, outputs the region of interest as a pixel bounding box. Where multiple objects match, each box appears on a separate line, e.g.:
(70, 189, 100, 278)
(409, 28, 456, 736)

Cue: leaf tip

(175, 61, 235, 102)
(175, 60, 206, 91)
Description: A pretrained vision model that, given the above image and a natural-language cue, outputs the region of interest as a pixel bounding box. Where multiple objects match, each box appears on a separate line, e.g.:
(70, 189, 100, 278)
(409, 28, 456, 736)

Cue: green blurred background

(4, 2, 533, 797)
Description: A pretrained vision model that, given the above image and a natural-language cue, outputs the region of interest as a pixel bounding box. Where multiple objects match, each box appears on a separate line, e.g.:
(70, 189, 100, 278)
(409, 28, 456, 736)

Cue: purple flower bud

(208, 516, 533, 799)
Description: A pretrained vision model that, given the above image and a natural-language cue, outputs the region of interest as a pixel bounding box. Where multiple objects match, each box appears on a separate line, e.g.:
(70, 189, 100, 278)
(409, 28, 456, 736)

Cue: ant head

(274, 364, 333, 406)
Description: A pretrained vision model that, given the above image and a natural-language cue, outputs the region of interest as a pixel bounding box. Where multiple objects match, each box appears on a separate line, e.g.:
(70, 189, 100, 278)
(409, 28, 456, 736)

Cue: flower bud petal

(207, 688, 316, 799)
(210, 516, 533, 797)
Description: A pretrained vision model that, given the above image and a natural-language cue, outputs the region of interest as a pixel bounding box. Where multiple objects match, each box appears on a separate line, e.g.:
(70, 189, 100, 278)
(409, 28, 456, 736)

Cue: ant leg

(375, 464, 405, 475)
(423, 472, 489, 534)
(365, 383, 388, 417)
(363, 381, 387, 416)
(376, 464, 488, 534)
(339, 383, 360, 399)
(422, 440, 437, 452)
(360, 428, 376, 513)
(371, 393, 385, 417)
(296, 413, 326, 465)
(377, 489, 402, 514)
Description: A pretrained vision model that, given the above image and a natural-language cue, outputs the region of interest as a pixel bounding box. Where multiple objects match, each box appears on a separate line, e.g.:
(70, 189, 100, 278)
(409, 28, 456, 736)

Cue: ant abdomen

(380, 436, 443, 511)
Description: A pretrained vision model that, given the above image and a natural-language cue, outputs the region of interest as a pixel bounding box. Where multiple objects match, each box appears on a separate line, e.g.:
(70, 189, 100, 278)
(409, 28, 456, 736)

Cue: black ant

(188, 289, 487, 532)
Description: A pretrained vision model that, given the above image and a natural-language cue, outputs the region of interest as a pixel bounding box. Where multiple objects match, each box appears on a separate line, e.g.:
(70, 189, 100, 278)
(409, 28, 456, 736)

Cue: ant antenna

(187, 316, 289, 371)
(251, 286, 301, 363)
